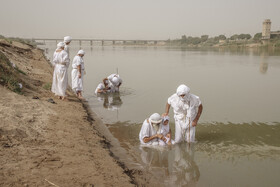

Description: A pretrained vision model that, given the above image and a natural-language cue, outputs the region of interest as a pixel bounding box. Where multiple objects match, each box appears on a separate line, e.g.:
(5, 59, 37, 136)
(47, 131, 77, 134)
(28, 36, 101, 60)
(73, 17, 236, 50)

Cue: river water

(42, 41, 280, 186)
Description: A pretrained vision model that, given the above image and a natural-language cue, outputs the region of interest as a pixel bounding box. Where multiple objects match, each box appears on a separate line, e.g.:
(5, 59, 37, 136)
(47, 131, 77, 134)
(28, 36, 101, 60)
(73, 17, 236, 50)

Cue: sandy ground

(0, 40, 150, 186)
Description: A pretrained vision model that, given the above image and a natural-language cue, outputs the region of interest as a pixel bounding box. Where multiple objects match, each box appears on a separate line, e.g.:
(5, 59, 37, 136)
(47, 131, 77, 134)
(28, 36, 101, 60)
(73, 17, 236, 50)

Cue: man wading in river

(163, 84, 203, 143)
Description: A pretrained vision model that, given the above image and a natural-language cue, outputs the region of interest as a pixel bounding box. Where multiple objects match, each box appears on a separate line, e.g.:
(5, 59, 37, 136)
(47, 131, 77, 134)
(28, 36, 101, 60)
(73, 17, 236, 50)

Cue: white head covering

(163, 116, 169, 122)
(176, 84, 190, 96)
(64, 36, 72, 43)
(77, 49, 85, 55)
(57, 42, 65, 49)
(149, 113, 162, 124)
(112, 77, 119, 85)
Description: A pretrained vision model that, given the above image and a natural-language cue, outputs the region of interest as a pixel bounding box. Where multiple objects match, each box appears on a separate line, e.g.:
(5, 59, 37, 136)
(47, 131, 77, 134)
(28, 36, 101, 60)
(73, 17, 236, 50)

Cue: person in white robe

(158, 116, 173, 146)
(63, 36, 72, 55)
(163, 84, 203, 143)
(139, 113, 166, 146)
(51, 42, 70, 100)
(94, 80, 110, 94)
(71, 49, 86, 99)
(103, 74, 122, 93)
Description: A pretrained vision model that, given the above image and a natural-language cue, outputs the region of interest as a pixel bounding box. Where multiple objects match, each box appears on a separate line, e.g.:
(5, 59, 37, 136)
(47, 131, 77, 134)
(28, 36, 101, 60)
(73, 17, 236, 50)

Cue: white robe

(107, 74, 122, 92)
(139, 119, 163, 146)
(158, 123, 172, 145)
(168, 93, 201, 143)
(51, 50, 69, 96)
(71, 56, 84, 92)
(95, 83, 106, 94)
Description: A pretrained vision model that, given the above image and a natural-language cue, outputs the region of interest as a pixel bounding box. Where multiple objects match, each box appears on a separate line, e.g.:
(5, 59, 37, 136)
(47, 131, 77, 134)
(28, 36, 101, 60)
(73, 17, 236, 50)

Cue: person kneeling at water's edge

(163, 84, 203, 143)
(95, 79, 111, 94)
(139, 113, 173, 146)
(103, 74, 122, 93)
(71, 49, 86, 99)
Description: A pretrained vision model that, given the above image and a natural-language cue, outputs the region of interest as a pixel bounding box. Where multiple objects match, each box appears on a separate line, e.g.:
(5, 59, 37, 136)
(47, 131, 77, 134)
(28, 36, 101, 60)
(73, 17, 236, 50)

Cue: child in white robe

(158, 116, 173, 146)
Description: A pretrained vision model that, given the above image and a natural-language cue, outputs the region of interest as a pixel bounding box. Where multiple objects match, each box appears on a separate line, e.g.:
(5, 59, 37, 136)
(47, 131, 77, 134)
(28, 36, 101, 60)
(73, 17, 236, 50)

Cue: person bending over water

(139, 113, 168, 146)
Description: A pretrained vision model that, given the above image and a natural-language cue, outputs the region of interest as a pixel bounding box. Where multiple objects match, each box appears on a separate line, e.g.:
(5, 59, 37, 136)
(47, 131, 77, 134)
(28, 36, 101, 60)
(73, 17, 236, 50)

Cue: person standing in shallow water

(71, 49, 86, 99)
(163, 84, 203, 143)
(51, 42, 70, 100)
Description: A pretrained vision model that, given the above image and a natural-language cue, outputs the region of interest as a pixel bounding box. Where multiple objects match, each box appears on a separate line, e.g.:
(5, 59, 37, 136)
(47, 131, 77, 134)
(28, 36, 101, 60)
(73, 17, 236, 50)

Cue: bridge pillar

(90, 40, 93, 46)
(102, 40, 104, 46)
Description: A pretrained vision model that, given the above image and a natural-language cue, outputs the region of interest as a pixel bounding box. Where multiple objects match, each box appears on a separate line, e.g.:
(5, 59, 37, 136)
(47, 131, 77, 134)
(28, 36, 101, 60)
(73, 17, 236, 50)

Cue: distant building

(262, 19, 280, 42)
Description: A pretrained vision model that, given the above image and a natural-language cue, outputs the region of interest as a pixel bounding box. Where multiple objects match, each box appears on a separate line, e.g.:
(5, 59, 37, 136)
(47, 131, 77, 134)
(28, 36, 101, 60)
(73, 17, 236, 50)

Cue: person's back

(53, 50, 69, 67)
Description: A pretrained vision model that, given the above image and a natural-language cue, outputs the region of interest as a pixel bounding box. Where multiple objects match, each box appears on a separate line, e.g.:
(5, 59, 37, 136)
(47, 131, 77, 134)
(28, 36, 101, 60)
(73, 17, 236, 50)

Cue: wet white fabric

(107, 74, 122, 92)
(51, 50, 69, 96)
(139, 119, 163, 145)
(168, 93, 201, 143)
(95, 83, 105, 94)
(158, 123, 171, 146)
(71, 55, 84, 92)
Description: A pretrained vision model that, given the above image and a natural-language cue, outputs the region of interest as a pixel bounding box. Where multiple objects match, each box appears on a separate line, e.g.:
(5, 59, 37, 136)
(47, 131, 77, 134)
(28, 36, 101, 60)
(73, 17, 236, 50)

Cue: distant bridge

(32, 38, 167, 46)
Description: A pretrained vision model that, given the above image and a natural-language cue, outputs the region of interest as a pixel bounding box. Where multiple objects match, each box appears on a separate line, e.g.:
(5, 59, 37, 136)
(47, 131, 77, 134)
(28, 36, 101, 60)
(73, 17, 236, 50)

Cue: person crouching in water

(139, 113, 166, 146)
(72, 49, 86, 99)
(51, 42, 70, 100)
(158, 116, 173, 146)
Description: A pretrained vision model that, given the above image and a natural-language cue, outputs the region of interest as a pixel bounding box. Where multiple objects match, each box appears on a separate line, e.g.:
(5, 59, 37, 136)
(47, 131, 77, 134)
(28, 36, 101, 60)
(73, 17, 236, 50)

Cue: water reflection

(97, 92, 123, 111)
(260, 51, 269, 74)
(139, 143, 200, 186)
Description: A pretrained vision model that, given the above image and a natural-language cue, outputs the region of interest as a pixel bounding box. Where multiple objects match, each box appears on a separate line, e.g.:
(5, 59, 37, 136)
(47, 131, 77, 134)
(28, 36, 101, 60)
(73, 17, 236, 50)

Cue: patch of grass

(15, 66, 27, 75)
(43, 82, 51, 90)
(0, 51, 23, 94)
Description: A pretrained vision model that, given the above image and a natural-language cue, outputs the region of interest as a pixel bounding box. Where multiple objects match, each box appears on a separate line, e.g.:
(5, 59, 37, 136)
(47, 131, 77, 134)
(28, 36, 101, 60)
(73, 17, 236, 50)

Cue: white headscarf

(163, 116, 169, 122)
(112, 77, 120, 86)
(149, 113, 162, 124)
(64, 36, 72, 43)
(57, 42, 65, 49)
(77, 49, 85, 55)
(176, 84, 191, 101)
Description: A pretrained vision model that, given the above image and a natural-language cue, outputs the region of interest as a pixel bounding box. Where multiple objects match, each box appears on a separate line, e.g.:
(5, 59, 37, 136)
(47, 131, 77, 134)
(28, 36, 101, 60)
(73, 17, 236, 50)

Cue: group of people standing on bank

(51, 36, 86, 100)
(50, 36, 203, 145)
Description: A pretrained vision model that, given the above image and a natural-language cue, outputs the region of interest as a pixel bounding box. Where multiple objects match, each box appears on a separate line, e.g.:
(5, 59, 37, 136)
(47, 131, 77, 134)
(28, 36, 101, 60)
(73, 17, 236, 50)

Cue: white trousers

(174, 115, 196, 143)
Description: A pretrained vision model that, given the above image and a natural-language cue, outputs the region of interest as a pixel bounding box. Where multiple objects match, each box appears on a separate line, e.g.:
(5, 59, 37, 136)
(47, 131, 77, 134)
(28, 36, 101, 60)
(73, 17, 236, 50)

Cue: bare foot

(62, 97, 68, 101)
(78, 96, 85, 100)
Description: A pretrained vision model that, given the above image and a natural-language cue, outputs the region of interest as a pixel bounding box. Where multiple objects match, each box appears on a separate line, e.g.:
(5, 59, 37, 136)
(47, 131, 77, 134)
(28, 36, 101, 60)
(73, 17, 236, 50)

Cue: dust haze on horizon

(0, 0, 279, 40)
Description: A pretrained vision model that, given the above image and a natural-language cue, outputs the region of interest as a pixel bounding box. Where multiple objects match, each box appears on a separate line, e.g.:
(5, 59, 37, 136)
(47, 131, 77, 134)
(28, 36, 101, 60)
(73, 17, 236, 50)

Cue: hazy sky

(0, 0, 279, 40)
